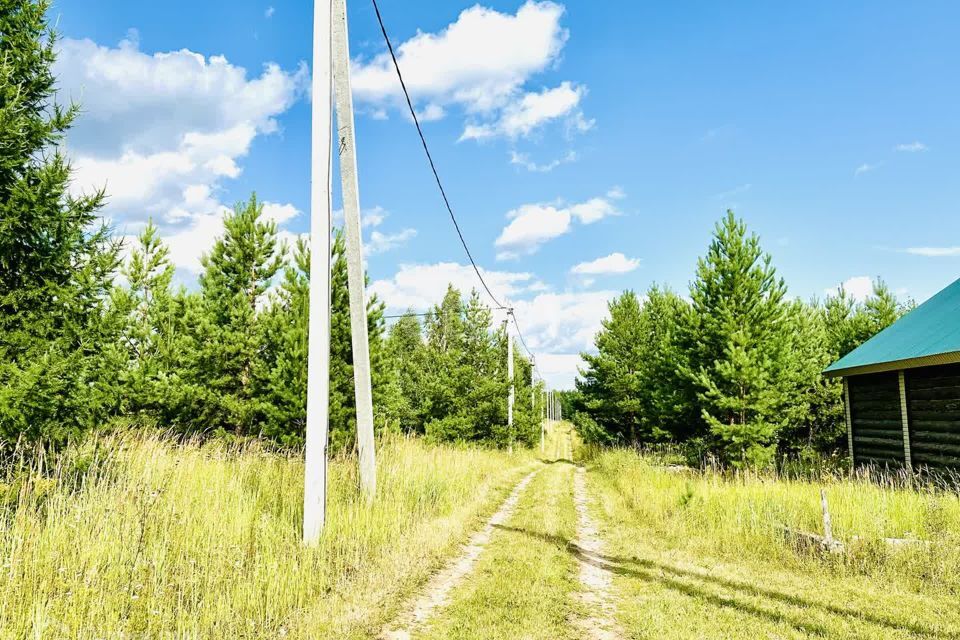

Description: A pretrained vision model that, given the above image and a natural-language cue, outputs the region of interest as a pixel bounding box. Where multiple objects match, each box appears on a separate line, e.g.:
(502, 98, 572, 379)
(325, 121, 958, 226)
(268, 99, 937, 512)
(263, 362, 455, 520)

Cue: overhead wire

(370, 0, 505, 311)
(509, 311, 535, 360)
(370, 0, 550, 385)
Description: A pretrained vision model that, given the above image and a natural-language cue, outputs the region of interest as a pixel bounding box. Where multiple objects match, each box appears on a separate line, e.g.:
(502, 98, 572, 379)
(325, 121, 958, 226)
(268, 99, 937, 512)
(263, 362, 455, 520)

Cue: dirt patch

(572, 465, 623, 640)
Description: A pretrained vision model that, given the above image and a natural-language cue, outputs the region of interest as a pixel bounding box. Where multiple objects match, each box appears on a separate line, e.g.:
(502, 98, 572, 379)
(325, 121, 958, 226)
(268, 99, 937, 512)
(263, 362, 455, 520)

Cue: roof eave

(823, 350, 960, 378)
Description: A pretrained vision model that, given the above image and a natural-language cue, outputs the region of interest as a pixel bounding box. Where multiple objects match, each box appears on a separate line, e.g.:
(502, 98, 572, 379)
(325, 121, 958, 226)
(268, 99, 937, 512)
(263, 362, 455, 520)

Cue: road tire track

(572, 465, 623, 640)
(381, 467, 541, 640)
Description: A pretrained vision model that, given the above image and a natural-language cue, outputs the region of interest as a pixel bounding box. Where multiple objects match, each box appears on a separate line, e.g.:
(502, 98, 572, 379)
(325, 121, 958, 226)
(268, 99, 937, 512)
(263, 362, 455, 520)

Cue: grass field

(419, 461, 579, 640)
(0, 431, 533, 639)
(584, 448, 960, 638)
(5, 425, 960, 639)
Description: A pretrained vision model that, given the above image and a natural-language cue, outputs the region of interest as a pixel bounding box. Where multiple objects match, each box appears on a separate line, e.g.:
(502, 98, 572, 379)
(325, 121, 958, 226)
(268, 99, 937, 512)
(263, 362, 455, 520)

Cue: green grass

(0, 431, 532, 639)
(9, 424, 959, 639)
(584, 448, 960, 638)
(419, 458, 579, 640)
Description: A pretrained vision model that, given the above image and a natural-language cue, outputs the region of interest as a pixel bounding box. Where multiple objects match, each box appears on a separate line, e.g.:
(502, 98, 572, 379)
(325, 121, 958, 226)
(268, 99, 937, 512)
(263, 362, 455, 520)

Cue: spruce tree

(687, 211, 788, 467)
(0, 0, 119, 444)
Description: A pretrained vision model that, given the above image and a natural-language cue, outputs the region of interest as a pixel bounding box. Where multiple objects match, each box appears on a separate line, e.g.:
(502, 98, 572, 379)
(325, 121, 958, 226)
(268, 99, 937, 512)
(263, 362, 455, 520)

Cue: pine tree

(256, 229, 387, 449)
(687, 211, 789, 467)
(637, 286, 697, 441)
(192, 194, 283, 435)
(577, 291, 646, 444)
(382, 312, 427, 433)
(110, 220, 182, 418)
(778, 299, 845, 455)
(0, 0, 120, 444)
(419, 286, 512, 446)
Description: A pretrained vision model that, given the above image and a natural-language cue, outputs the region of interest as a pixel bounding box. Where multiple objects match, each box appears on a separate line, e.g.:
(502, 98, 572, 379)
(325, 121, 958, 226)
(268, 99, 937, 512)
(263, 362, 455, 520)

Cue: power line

(509, 311, 535, 360)
(370, 0, 505, 311)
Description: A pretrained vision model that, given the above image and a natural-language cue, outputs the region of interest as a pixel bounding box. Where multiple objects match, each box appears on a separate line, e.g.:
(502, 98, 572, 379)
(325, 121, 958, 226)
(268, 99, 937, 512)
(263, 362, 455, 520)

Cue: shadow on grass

(493, 524, 956, 639)
(540, 458, 576, 466)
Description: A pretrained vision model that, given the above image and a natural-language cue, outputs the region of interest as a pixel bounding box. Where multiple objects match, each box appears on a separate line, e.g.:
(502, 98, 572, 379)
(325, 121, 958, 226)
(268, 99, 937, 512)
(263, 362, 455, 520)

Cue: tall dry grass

(586, 448, 960, 594)
(0, 430, 532, 639)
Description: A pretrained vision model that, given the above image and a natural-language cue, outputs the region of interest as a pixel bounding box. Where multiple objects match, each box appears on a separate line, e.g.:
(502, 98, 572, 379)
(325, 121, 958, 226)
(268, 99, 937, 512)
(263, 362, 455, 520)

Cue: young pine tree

(193, 194, 283, 435)
(0, 1, 120, 444)
(256, 230, 387, 449)
(381, 313, 427, 433)
(687, 211, 789, 467)
(110, 220, 183, 418)
(577, 291, 647, 445)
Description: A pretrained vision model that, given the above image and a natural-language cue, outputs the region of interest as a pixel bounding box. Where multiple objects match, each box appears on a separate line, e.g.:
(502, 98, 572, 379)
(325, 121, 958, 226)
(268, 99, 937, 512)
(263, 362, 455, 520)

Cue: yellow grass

(583, 447, 960, 638)
(0, 431, 532, 639)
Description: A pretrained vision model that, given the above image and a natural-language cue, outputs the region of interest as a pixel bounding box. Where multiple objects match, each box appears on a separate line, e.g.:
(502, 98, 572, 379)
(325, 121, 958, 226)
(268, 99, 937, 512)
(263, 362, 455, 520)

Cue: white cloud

(895, 141, 927, 152)
(56, 36, 308, 272)
(351, 1, 589, 141)
(367, 228, 417, 255)
(370, 262, 545, 311)
(571, 252, 640, 275)
(361, 205, 388, 228)
(568, 197, 618, 224)
(372, 262, 615, 388)
(495, 191, 622, 259)
(262, 202, 300, 226)
(606, 186, 625, 200)
(854, 163, 879, 176)
(512, 290, 617, 389)
(352, 1, 565, 109)
(903, 246, 960, 257)
(509, 290, 614, 355)
(535, 353, 583, 390)
(825, 276, 873, 302)
(495, 203, 572, 259)
(414, 104, 446, 122)
(459, 82, 589, 141)
(509, 149, 576, 173)
(265, 6, 275, 18)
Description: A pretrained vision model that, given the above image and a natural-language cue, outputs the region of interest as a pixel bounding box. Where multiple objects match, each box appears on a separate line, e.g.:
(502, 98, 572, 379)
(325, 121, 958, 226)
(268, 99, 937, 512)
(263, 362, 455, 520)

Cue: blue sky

(54, 0, 960, 387)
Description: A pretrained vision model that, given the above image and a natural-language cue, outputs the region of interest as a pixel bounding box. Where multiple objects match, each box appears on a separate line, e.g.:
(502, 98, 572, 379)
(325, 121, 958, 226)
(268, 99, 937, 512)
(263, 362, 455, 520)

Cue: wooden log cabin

(824, 277, 960, 470)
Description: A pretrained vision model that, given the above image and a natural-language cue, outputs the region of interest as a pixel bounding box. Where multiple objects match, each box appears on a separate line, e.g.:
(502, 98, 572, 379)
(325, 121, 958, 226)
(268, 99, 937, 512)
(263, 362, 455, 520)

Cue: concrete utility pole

(532, 364, 541, 453)
(506, 317, 514, 453)
(332, 0, 376, 500)
(303, 0, 333, 544)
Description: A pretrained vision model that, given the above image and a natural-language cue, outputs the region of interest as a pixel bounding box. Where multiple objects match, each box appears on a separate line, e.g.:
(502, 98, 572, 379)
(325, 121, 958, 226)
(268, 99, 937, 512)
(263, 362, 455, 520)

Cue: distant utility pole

(332, 0, 376, 499)
(505, 316, 514, 454)
(532, 363, 541, 453)
(303, 0, 333, 545)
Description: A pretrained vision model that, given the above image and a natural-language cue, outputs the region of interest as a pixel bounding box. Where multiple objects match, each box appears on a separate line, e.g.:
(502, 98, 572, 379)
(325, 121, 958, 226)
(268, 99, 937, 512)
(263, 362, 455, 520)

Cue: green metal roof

(824, 276, 960, 377)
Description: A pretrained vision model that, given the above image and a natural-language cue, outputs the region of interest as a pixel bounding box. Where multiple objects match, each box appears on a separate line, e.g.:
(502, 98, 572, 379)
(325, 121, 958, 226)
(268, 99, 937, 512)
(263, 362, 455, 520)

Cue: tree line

(0, 1, 540, 452)
(572, 212, 912, 467)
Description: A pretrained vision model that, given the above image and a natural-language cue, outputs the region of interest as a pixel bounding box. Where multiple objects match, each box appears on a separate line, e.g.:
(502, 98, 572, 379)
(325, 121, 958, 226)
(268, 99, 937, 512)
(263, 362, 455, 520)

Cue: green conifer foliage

(192, 194, 283, 435)
(256, 230, 386, 450)
(0, 0, 119, 444)
(687, 211, 789, 467)
(109, 220, 184, 418)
